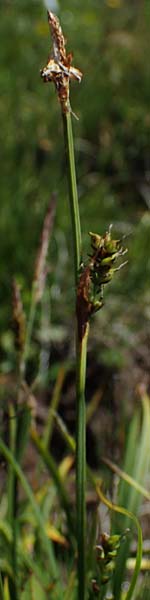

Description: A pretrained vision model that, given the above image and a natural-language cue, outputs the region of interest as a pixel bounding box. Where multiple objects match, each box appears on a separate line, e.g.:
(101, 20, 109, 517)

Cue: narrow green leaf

(103, 457, 150, 501)
(3, 578, 10, 600)
(112, 395, 150, 599)
(96, 487, 142, 600)
(64, 570, 76, 600)
(0, 438, 59, 587)
(43, 365, 66, 450)
(0, 573, 4, 600)
(21, 575, 47, 600)
(31, 428, 75, 538)
(0, 522, 12, 544)
(0, 561, 14, 581)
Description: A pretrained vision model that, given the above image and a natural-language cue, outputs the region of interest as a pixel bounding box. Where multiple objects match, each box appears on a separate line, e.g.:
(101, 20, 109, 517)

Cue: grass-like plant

(0, 9, 150, 600)
(39, 11, 141, 600)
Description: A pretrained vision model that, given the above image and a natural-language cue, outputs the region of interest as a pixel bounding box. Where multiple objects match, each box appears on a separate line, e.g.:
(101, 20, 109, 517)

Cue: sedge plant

(0, 9, 148, 600)
(40, 11, 128, 600)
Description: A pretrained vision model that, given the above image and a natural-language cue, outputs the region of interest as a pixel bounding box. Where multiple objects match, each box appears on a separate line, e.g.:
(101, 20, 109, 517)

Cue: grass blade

(31, 428, 75, 539)
(43, 365, 66, 450)
(112, 394, 150, 598)
(96, 487, 142, 600)
(0, 437, 59, 589)
(103, 457, 150, 501)
(0, 573, 4, 600)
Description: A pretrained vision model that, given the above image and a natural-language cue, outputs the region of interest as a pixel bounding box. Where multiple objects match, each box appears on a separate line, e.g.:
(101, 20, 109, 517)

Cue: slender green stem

(76, 324, 89, 600)
(62, 111, 82, 286)
(62, 107, 88, 598)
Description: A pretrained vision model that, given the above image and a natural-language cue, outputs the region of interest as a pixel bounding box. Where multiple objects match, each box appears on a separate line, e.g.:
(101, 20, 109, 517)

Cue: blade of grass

(0, 563, 13, 582)
(112, 394, 150, 599)
(50, 410, 76, 453)
(0, 522, 12, 544)
(120, 411, 140, 487)
(96, 486, 142, 600)
(7, 398, 32, 599)
(126, 394, 150, 514)
(18, 546, 49, 589)
(43, 365, 66, 450)
(3, 579, 10, 600)
(102, 457, 150, 501)
(64, 570, 76, 600)
(0, 573, 4, 600)
(0, 437, 60, 592)
(31, 428, 75, 539)
(50, 411, 102, 490)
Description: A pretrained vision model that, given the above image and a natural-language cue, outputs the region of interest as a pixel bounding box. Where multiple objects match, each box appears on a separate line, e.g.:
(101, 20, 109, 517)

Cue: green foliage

(20, 575, 47, 600)
(0, 0, 150, 342)
(112, 394, 150, 599)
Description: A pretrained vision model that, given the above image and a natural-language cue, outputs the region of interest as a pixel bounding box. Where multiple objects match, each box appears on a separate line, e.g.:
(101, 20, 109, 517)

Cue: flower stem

(62, 108, 88, 598)
(76, 323, 89, 600)
(62, 111, 82, 286)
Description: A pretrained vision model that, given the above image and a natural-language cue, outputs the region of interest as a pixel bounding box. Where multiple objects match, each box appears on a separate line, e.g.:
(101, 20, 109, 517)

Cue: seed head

(40, 11, 82, 114)
(76, 226, 127, 339)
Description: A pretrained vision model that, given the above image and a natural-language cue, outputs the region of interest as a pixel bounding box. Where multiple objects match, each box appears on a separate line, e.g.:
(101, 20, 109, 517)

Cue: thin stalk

(62, 111, 82, 285)
(76, 324, 89, 600)
(62, 107, 88, 598)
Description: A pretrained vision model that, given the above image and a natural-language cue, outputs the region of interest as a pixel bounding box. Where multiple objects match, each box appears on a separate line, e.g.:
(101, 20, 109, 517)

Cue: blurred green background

(1, 0, 150, 395)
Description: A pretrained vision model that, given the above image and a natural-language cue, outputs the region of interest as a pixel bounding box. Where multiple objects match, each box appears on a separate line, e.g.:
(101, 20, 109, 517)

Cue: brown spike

(12, 280, 26, 353)
(40, 12, 82, 114)
(34, 193, 56, 302)
(48, 11, 67, 63)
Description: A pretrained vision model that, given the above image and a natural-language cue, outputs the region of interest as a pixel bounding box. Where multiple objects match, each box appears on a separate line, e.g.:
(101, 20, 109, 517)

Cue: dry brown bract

(40, 11, 82, 114)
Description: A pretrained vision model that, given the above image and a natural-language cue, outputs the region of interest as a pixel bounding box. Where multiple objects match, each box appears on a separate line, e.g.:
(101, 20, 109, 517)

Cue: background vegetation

(1, 0, 150, 379)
